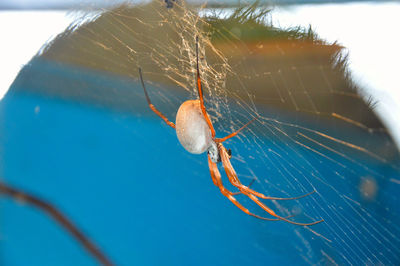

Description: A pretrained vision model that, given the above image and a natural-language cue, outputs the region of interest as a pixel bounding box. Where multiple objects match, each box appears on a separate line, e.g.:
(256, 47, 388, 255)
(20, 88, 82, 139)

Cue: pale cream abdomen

(175, 100, 213, 154)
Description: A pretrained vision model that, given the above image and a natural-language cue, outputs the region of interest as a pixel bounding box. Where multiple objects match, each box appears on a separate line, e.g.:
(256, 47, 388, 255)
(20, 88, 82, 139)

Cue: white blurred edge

(0, 10, 75, 99)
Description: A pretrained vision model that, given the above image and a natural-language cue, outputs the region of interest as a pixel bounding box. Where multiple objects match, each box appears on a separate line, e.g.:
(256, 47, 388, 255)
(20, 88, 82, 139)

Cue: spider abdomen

(176, 100, 213, 154)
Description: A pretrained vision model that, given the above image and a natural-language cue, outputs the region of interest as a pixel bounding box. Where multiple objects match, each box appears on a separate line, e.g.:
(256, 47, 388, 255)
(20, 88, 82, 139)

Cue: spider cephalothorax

(207, 142, 219, 163)
(208, 143, 233, 163)
(138, 36, 323, 226)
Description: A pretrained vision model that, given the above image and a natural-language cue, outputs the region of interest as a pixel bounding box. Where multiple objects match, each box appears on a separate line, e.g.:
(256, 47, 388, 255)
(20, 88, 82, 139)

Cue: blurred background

(1, 0, 399, 146)
(1, 0, 399, 265)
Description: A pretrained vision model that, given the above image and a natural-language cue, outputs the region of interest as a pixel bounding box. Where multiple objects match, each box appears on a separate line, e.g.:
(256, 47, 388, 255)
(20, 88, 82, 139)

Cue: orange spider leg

(246, 193, 324, 226)
(209, 156, 255, 197)
(231, 178, 256, 196)
(218, 143, 276, 199)
(139, 68, 176, 129)
(195, 36, 216, 138)
(216, 117, 257, 143)
(218, 146, 324, 226)
(208, 155, 280, 221)
(208, 156, 219, 187)
(219, 145, 316, 201)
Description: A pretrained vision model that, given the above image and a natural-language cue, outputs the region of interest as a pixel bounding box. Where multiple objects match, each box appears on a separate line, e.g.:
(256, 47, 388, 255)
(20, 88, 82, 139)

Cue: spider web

(5, 1, 400, 265)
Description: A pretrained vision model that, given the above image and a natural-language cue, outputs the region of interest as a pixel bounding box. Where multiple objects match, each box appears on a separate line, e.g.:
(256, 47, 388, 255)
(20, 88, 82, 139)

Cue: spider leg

(217, 146, 324, 226)
(246, 193, 324, 226)
(195, 36, 216, 138)
(209, 156, 254, 197)
(216, 117, 257, 143)
(208, 155, 280, 221)
(208, 156, 219, 187)
(219, 144, 316, 201)
(138, 68, 176, 129)
(231, 178, 256, 196)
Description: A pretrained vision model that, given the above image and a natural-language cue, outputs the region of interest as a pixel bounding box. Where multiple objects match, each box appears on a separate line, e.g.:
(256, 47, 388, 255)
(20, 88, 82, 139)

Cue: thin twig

(0, 181, 114, 266)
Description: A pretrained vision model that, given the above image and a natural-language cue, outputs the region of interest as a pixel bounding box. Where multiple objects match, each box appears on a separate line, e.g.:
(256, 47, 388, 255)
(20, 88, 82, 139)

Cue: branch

(0, 181, 114, 266)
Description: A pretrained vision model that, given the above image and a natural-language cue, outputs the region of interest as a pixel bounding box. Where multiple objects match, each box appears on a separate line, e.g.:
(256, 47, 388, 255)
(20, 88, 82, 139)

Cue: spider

(138, 37, 323, 226)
